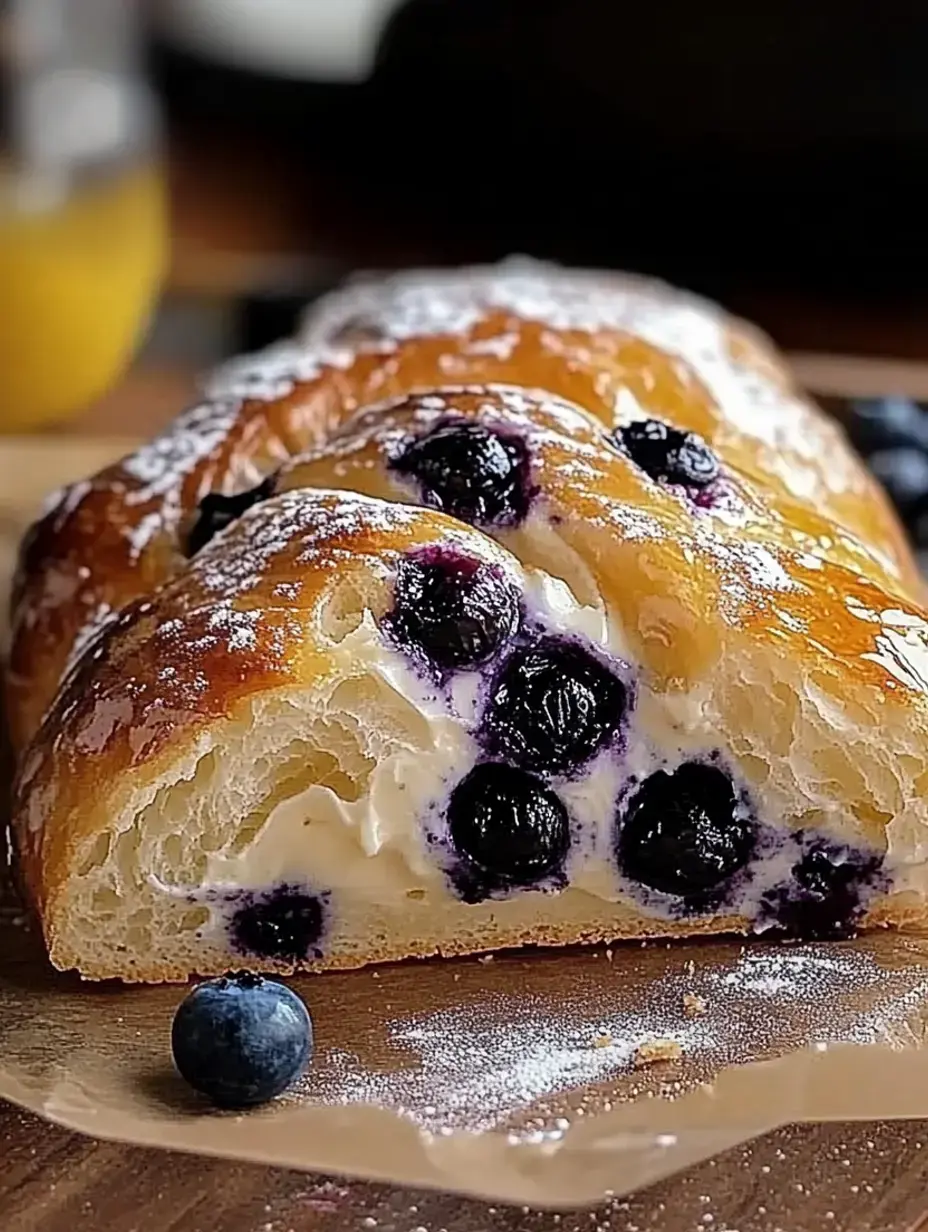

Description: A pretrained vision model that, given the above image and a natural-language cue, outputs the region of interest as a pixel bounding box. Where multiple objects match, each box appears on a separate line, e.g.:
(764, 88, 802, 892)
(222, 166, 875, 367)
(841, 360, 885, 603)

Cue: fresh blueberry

(390, 420, 531, 526)
(385, 549, 520, 673)
(761, 842, 883, 941)
(480, 639, 627, 777)
(231, 887, 326, 963)
(615, 419, 719, 488)
(617, 762, 755, 900)
(171, 971, 312, 1108)
(843, 397, 928, 455)
(866, 448, 928, 520)
(187, 476, 276, 556)
(447, 762, 570, 892)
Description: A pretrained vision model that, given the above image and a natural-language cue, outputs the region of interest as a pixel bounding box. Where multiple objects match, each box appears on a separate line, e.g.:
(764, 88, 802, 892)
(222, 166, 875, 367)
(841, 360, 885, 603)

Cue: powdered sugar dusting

(300, 257, 702, 345)
(273, 580, 303, 600)
(122, 398, 241, 502)
(62, 602, 115, 679)
(300, 257, 858, 499)
(124, 512, 163, 559)
(191, 489, 421, 604)
(204, 340, 322, 403)
(39, 478, 93, 529)
(205, 602, 261, 652)
(75, 694, 134, 755)
(301, 937, 928, 1136)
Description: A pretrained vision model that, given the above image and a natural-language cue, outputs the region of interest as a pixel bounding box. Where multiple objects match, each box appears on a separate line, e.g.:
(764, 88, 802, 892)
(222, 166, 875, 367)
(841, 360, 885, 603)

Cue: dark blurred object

(840, 397, 928, 559)
(151, 0, 928, 298)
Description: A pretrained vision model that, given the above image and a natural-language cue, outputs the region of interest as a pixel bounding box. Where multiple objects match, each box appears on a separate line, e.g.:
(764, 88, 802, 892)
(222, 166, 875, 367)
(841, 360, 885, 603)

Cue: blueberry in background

(866, 448, 928, 524)
(840, 398, 928, 551)
(842, 396, 928, 455)
(171, 972, 313, 1108)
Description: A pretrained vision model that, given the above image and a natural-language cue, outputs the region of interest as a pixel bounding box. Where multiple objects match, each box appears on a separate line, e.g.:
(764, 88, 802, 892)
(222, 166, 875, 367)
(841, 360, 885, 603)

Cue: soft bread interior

(39, 558, 928, 983)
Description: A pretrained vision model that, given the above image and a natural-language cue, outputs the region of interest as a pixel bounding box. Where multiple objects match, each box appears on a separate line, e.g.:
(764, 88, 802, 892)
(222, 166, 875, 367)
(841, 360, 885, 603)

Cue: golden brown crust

(13, 491, 511, 918)
(278, 384, 928, 698)
(8, 260, 919, 752)
(10, 258, 928, 981)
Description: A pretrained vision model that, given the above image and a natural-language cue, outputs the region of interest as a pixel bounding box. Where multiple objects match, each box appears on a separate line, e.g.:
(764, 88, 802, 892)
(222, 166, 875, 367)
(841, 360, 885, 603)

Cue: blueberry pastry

(9, 259, 928, 981)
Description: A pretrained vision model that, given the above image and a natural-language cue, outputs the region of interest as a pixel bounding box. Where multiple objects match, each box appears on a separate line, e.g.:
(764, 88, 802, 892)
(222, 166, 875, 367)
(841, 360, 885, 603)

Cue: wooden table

(4, 1100, 928, 1232)
(8, 131, 928, 1232)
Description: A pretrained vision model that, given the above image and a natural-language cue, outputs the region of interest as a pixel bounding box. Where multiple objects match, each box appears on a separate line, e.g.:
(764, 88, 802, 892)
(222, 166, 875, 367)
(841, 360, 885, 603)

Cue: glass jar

(0, 0, 165, 431)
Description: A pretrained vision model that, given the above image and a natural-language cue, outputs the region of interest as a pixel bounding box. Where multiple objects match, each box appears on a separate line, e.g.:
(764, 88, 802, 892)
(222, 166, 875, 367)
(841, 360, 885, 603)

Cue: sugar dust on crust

(10, 258, 928, 986)
(9, 256, 920, 760)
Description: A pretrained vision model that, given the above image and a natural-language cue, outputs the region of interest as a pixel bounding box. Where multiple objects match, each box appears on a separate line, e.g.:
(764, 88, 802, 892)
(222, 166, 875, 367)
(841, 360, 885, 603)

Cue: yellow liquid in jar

(0, 161, 165, 432)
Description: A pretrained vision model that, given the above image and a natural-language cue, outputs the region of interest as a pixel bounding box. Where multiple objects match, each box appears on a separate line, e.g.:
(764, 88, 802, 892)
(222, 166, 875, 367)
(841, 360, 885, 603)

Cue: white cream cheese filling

(146, 562, 829, 953)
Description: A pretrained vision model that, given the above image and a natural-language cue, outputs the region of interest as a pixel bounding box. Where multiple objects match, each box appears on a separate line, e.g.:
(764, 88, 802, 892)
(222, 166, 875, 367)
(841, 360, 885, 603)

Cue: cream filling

(143, 560, 905, 955)
(156, 565, 815, 953)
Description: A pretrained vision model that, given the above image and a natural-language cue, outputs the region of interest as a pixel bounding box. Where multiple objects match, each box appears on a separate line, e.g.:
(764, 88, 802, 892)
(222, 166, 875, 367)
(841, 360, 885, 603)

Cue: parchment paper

(5, 891, 928, 1209)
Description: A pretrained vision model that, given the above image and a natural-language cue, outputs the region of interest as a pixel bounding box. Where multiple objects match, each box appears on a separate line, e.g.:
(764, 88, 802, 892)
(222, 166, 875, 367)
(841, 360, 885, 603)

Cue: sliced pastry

(9, 259, 928, 981)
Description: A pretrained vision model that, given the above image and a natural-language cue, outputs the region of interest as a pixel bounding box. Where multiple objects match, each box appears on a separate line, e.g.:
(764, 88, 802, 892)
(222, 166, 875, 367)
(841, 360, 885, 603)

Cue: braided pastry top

(12, 257, 928, 980)
(9, 258, 918, 756)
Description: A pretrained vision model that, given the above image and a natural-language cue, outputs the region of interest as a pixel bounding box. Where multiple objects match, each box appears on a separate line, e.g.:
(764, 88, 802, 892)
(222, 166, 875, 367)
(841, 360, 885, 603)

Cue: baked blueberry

(843, 396, 928, 455)
(448, 762, 570, 890)
(390, 420, 530, 526)
(480, 639, 626, 776)
(187, 476, 276, 556)
(762, 843, 882, 941)
(231, 887, 326, 963)
(866, 448, 928, 521)
(617, 762, 755, 899)
(386, 549, 520, 672)
(171, 971, 312, 1108)
(615, 419, 719, 488)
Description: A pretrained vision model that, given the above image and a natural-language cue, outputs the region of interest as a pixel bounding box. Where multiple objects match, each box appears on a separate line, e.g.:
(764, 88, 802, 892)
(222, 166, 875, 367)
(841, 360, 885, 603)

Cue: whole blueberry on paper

(171, 971, 312, 1108)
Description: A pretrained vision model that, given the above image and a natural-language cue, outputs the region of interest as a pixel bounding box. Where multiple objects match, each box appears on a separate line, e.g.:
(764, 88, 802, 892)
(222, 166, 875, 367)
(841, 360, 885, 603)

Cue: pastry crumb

(683, 992, 707, 1016)
(633, 1038, 682, 1068)
(605, 948, 614, 962)
(477, 954, 494, 964)
(591, 1033, 614, 1049)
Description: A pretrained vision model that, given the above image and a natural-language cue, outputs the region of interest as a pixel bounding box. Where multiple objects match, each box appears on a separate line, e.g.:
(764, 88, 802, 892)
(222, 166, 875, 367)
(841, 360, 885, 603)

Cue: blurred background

(5, 0, 928, 437)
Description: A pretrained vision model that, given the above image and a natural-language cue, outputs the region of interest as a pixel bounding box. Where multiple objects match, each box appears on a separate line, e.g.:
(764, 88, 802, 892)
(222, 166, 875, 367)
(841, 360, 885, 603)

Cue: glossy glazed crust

(12, 491, 509, 923)
(11, 258, 928, 977)
(8, 260, 918, 753)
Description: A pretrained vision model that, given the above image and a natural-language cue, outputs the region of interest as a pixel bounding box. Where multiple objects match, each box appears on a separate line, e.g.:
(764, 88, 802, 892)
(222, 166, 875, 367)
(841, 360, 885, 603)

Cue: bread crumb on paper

(683, 992, 707, 1017)
(633, 1038, 682, 1068)
(591, 1033, 614, 1049)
